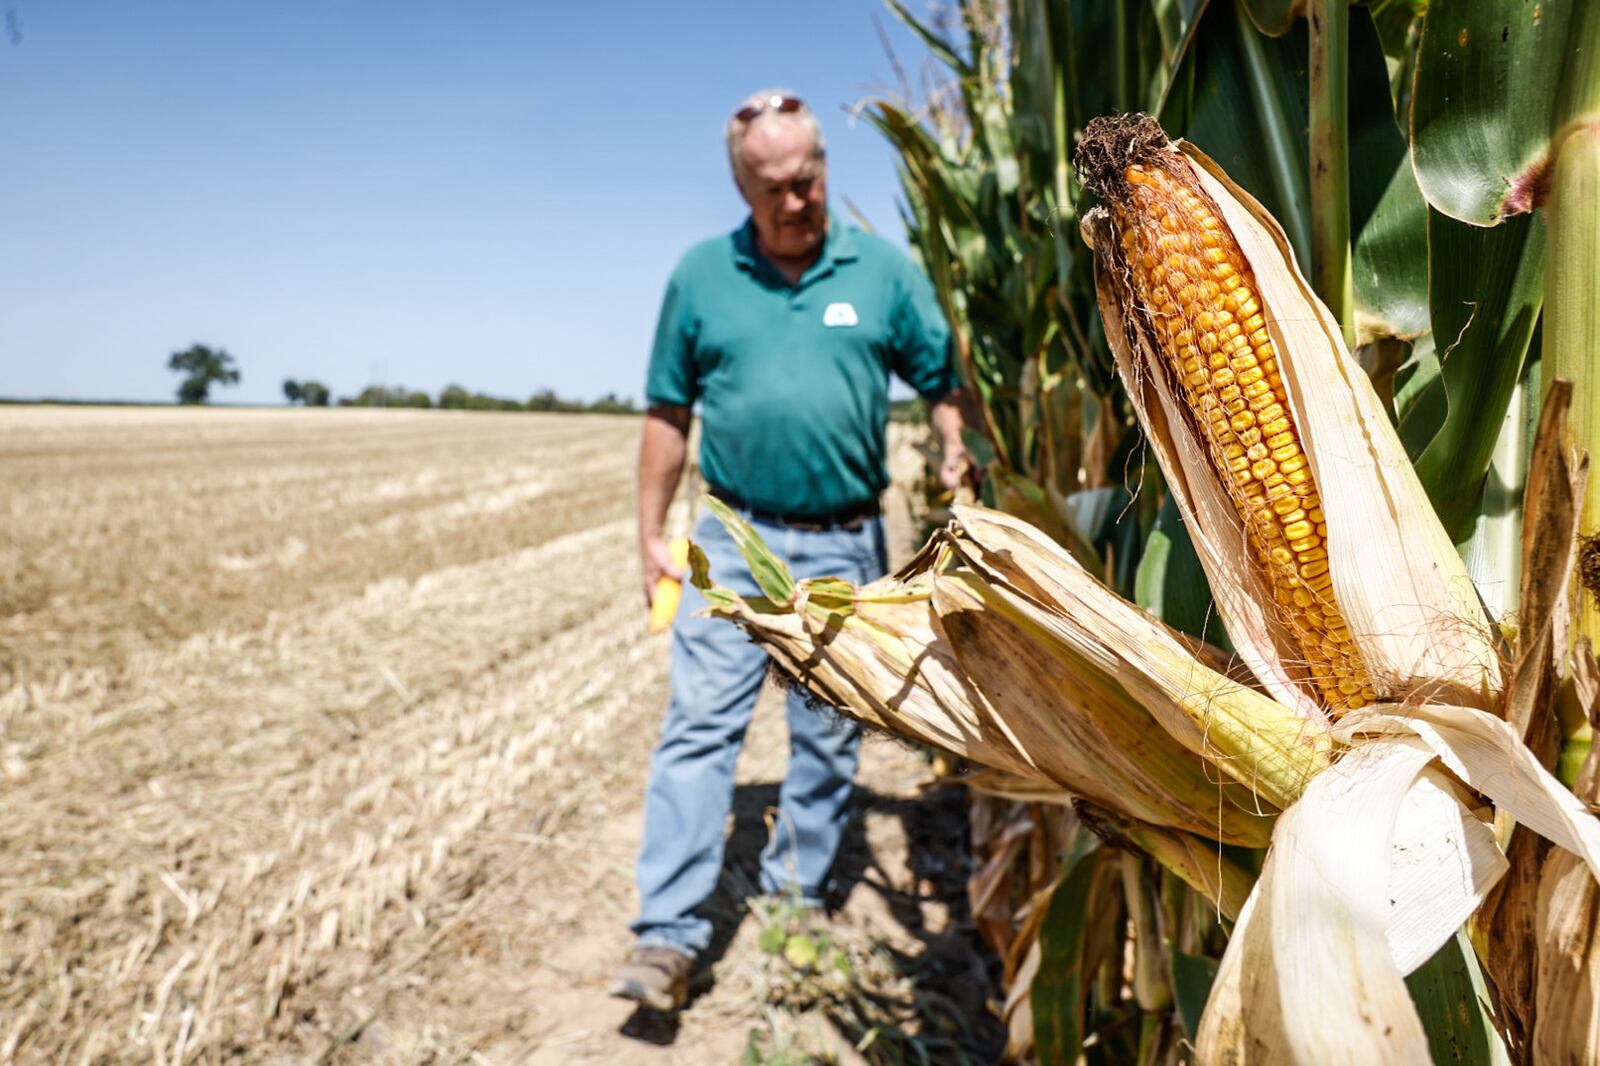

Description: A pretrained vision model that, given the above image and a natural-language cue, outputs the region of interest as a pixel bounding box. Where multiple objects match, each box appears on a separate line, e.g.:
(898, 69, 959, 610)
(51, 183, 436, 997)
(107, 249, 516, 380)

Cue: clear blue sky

(0, 2, 942, 405)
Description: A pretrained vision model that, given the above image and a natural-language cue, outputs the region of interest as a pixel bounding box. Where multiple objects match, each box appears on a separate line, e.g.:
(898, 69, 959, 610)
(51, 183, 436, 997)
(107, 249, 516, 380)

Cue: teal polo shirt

(645, 214, 956, 518)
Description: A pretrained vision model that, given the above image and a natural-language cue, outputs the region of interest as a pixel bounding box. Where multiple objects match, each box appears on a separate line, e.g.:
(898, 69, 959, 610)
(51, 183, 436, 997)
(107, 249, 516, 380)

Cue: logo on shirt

(823, 302, 859, 328)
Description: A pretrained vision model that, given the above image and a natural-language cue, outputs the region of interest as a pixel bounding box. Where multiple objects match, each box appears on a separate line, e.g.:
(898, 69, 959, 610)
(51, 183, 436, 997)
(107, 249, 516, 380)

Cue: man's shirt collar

(732, 213, 859, 285)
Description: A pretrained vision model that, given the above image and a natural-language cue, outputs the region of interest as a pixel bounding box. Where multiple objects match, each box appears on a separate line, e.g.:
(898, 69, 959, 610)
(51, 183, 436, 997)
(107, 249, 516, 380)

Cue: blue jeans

(631, 507, 889, 959)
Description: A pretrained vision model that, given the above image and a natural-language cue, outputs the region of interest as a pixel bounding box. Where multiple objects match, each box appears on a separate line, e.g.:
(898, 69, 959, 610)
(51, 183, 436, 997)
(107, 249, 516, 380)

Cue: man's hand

(938, 438, 972, 493)
(641, 533, 686, 607)
(930, 388, 976, 495)
(637, 404, 692, 606)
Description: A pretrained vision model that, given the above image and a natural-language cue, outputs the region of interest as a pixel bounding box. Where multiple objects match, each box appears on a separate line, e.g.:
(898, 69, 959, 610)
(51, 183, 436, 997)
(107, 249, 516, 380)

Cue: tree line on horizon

(304, 381, 638, 414)
(167, 343, 637, 414)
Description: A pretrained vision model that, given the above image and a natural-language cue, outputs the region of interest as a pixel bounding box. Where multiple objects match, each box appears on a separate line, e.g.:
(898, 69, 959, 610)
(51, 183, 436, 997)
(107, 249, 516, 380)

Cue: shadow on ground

(619, 777, 1006, 1060)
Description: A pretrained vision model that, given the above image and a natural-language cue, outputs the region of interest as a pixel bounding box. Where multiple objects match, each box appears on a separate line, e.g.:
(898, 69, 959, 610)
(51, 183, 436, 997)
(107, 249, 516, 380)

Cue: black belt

(707, 485, 881, 532)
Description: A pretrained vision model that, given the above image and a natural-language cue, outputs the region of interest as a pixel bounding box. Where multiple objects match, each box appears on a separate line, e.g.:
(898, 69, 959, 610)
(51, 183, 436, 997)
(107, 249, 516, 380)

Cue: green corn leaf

(883, 0, 973, 78)
(701, 495, 795, 603)
(1007, 0, 1056, 196)
(1405, 931, 1506, 1065)
(1412, 0, 1600, 224)
(1161, 0, 1312, 269)
(1031, 837, 1107, 1066)
(1394, 332, 1442, 458)
(1407, 210, 1546, 540)
(687, 541, 746, 613)
(1239, 0, 1298, 37)
(1353, 153, 1431, 345)
(687, 540, 713, 590)
(1171, 951, 1220, 1041)
(1160, 2, 1399, 278)
(1134, 495, 1231, 650)
(1367, 0, 1423, 117)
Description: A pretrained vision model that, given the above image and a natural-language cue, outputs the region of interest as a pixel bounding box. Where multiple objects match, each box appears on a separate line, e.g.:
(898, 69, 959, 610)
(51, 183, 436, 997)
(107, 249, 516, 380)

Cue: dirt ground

(0, 407, 1001, 1064)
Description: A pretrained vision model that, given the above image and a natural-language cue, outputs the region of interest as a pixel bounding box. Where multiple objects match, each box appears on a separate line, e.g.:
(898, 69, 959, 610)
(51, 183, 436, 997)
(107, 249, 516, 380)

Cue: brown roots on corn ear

(1074, 113, 1174, 202)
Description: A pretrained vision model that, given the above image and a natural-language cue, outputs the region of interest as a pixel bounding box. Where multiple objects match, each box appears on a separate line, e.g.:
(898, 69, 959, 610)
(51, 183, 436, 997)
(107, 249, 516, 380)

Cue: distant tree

(341, 384, 431, 408)
(299, 380, 330, 407)
(327, 381, 636, 415)
(284, 378, 332, 407)
(464, 392, 516, 411)
(588, 392, 638, 415)
(526, 388, 558, 412)
(167, 344, 240, 405)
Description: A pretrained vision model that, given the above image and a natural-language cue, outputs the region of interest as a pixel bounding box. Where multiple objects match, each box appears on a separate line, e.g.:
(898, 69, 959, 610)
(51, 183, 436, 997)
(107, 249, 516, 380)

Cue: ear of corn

(694, 499, 1600, 1066)
(1089, 152, 1372, 713)
(1077, 114, 1502, 717)
(647, 536, 691, 634)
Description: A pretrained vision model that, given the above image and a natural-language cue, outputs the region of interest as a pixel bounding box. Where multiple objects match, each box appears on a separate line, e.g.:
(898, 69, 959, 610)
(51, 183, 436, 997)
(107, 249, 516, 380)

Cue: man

(612, 90, 969, 1013)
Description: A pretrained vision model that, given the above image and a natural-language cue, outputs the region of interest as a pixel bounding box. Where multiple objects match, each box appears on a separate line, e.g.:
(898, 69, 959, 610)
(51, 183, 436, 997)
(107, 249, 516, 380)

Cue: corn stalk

(1307, 0, 1352, 344)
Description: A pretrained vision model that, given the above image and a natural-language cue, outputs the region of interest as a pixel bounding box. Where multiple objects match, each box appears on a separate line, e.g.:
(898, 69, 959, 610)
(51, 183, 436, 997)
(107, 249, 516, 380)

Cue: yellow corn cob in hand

(648, 537, 691, 634)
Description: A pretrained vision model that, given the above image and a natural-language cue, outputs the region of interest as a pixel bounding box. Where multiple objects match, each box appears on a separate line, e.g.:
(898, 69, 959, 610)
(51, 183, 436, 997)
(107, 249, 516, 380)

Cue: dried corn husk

(695, 497, 1281, 847)
(1533, 849, 1600, 1062)
(1197, 740, 1443, 1063)
(931, 570, 1276, 841)
(1526, 626, 1600, 1063)
(946, 504, 1328, 808)
(1198, 702, 1600, 1064)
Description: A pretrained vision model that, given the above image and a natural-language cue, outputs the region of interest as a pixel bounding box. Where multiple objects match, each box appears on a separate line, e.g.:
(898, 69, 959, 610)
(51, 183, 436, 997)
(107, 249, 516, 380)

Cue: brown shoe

(609, 945, 693, 1012)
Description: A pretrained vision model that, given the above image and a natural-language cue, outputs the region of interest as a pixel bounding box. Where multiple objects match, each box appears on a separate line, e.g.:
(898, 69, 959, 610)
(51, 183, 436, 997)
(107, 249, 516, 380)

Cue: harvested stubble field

(0, 406, 1000, 1064)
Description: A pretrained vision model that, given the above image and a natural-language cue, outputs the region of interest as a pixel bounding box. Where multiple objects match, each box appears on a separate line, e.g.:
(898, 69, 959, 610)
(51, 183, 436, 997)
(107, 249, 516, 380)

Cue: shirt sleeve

(643, 264, 699, 407)
(890, 263, 958, 402)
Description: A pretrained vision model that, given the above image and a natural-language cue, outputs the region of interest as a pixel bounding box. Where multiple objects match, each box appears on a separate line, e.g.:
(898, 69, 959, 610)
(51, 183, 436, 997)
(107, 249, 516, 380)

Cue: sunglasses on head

(734, 95, 806, 124)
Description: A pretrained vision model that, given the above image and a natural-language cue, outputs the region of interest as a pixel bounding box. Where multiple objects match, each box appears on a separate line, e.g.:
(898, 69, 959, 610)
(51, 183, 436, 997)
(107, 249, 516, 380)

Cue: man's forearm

(930, 388, 968, 447)
(638, 405, 691, 542)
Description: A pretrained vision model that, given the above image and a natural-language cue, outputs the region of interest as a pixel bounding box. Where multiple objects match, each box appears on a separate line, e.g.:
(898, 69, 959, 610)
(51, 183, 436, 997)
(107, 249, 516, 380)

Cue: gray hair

(724, 89, 826, 185)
